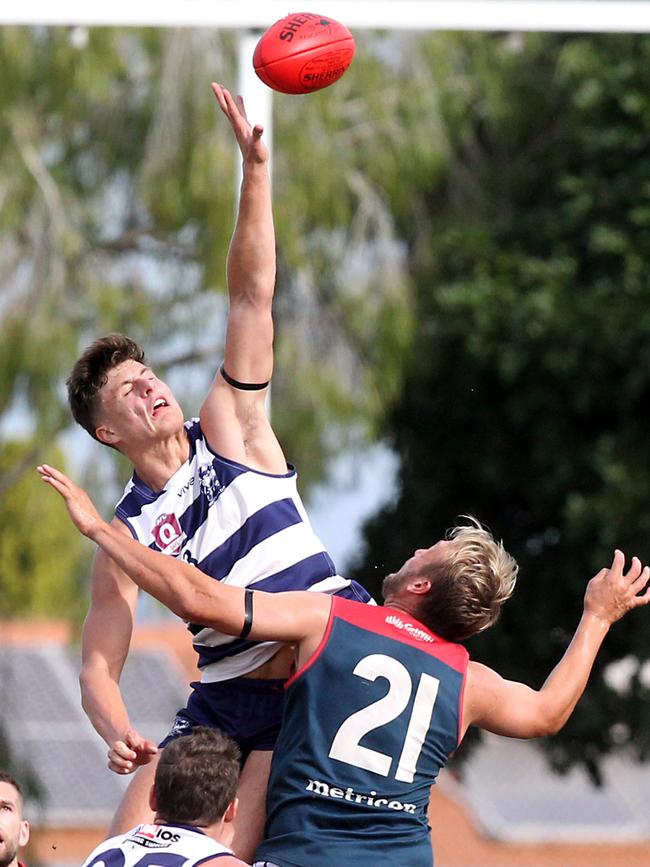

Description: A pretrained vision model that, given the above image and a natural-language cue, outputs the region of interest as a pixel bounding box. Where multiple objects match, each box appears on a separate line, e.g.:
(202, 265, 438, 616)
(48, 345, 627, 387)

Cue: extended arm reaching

(199, 83, 285, 473)
(38, 464, 329, 645)
(464, 550, 650, 739)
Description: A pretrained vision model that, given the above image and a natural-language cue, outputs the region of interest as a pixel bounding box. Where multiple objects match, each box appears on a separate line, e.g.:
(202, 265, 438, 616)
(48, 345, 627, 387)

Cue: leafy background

(2, 27, 650, 777)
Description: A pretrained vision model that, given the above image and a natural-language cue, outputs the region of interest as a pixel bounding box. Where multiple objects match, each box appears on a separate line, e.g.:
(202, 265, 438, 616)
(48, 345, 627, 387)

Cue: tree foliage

(0, 26, 413, 613)
(3, 23, 649, 779)
(0, 440, 87, 618)
(351, 32, 650, 778)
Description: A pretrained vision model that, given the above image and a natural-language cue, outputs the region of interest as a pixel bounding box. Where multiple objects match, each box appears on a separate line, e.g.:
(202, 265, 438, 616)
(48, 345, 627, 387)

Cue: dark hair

(154, 728, 241, 826)
(66, 334, 145, 441)
(0, 771, 23, 807)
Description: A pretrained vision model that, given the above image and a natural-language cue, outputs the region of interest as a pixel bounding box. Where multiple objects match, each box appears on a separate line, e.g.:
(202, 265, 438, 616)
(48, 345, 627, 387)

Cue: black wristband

(239, 588, 254, 639)
(220, 363, 270, 391)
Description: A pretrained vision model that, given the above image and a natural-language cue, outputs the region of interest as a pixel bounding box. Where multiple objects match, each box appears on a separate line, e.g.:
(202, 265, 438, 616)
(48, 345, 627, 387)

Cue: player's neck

(382, 597, 422, 621)
(154, 815, 230, 845)
(128, 429, 190, 492)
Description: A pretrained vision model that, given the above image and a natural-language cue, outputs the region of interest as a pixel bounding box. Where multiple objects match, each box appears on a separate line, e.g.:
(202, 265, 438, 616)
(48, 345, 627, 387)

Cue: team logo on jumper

(198, 462, 224, 505)
(131, 824, 180, 849)
(152, 513, 184, 554)
(385, 615, 434, 643)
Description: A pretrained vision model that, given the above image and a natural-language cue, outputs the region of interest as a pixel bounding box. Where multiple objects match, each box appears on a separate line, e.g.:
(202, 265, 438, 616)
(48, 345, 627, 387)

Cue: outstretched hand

(212, 82, 269, 165)
(37, 464, 104, 539)
(584, 549, 650, 625)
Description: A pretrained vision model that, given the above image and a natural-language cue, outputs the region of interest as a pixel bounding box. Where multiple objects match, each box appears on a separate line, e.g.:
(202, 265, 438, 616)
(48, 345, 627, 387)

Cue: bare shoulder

(462, 661, 504, 730)
(466, 660, 505, 696)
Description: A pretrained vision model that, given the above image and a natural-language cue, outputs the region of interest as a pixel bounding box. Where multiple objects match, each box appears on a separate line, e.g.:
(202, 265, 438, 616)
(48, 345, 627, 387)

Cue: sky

(307, 441, 398, 573)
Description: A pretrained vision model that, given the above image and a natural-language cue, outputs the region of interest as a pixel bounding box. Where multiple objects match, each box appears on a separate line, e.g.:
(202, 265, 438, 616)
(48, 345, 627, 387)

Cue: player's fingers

(220, 86, 239, 116)
(252, 123, 264, 140)
(108, 759, 135, 775)
(610, 549, 625, 577)
(630, 566, 650, 600)
(113, 739, 138, 760)
(38, 472, 68, 497)
(235, 94, 248, 116)
(141, 741, 159, 755)
(39, 463, 69, 484)
(210, 82, 228, 113)
(38, 471, 59, 489)
(107, 751, 134, 772)
(37, 464, 61, 484)
(215, 83, 239, 122)
(134, 751, 156, 767)
(624, 555, 642, 584)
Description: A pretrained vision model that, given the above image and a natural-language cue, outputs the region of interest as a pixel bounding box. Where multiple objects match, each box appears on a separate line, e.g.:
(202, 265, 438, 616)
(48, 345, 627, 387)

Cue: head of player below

(66, 334, 184, 458)
(150, 727, 240, 838)
(0, 772, 30, 867)
(381, 518, 519, 643)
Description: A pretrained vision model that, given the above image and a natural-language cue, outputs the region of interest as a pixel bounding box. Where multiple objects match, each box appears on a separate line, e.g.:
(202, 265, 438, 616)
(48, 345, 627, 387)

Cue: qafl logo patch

(152, 513, 184, 555)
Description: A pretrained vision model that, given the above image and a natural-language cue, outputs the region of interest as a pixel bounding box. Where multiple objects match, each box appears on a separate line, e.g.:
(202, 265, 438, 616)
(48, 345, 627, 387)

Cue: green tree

(0, 441, 87, 618)
(0, 25, 417, 612)
(351, 32, 650, 779)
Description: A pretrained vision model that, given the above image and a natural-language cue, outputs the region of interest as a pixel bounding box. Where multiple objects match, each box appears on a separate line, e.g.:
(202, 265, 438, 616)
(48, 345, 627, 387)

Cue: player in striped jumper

(41, 468, 650, 865)
(81, 728, 248, 867)
(65, 84, 370, 860)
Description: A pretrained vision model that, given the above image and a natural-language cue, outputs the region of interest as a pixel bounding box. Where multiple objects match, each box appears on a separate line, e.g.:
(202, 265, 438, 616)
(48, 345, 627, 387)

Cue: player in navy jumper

(64, 83, 369, 859)
(39, 467, 650, 866)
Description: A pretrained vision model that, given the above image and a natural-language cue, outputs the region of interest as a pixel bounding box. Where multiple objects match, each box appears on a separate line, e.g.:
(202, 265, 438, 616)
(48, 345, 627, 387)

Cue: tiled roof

(1, 641, 188, 826)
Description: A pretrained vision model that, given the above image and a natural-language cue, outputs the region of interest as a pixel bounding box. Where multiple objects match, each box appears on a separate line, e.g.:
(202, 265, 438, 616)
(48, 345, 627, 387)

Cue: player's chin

(152, 407, 184, 435)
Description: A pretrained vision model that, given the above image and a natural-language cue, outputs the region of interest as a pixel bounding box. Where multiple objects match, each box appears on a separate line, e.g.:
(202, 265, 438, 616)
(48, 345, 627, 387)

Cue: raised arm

(39, 465, 329, 653)
(463, 551, 650, 739)
(200, 84, 285, 473)
(80, 519, 158, 774)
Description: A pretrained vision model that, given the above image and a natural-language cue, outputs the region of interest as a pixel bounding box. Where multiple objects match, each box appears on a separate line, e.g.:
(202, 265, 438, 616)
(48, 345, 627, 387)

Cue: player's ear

(223, 797, 238, 823)
(19, 819, 30, 848)
(95, 423, 118, 446)
(407, 578, 432, 596)
(148, 785, 158, 813)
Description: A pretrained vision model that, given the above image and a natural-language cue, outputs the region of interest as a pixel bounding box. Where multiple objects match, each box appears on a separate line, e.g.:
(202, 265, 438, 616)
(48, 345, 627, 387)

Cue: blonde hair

(417, 517, 518, 642)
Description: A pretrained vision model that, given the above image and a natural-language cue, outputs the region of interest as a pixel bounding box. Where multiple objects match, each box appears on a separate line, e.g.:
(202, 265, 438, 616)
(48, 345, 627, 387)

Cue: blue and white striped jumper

(115, 419, 369, 683)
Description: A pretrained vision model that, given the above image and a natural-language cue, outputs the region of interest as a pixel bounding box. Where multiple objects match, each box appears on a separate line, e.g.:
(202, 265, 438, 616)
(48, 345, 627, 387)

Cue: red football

(253, 12, 355, 95)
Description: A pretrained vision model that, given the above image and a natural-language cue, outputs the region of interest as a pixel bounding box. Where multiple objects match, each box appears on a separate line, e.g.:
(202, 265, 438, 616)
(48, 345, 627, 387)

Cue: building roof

(0, 625, 189, 827)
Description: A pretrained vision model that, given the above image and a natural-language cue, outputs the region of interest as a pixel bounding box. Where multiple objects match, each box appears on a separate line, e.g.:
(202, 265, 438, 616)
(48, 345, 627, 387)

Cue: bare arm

(463, 551, 650, 739)
(200, 84, 285, 473)
(80, 517, 158, 773)
(39, 465, 329, 648)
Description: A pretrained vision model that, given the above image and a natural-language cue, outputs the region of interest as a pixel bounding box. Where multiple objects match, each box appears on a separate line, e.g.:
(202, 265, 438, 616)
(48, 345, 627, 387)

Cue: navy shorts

(159, 676, 286, 761)
(160, 580, 373, 759)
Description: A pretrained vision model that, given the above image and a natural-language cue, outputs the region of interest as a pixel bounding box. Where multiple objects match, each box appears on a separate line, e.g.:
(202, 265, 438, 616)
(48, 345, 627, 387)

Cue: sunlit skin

(382, 540, 455, 604)
(94, 360, 188, 490)
(0, 783, 29, 867)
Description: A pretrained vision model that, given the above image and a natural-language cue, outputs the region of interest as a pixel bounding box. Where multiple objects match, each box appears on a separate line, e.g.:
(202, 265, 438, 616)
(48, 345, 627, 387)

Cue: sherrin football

(253, 12, 355, 95)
